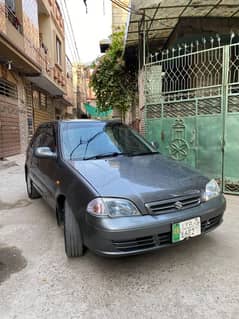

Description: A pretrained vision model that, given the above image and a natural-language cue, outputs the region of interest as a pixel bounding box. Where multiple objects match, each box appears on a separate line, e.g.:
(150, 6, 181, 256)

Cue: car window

(61, 123, 105, 159)
(41, 127, 56, 152)
(31, 127, 43, 148)
(61, 122, 155, 160)
(32, 125, 56, 151)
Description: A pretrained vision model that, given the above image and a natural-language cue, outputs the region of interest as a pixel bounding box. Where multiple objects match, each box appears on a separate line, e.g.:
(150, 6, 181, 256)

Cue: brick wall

(0, 0, 6, 34)
(23, 0, 40, 64)
(18, 80, 28, 152)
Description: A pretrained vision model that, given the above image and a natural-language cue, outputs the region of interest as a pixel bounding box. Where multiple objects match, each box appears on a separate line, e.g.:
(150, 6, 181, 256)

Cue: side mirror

(151, 141, 159, 150)
(34, 147, 57, 159)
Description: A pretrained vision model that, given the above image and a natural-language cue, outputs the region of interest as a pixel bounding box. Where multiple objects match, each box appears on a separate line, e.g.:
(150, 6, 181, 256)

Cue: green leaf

(90, 31, 136, 120)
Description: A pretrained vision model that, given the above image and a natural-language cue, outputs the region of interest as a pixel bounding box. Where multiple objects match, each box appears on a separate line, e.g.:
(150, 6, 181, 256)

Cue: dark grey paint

(25, 120, 226, 257)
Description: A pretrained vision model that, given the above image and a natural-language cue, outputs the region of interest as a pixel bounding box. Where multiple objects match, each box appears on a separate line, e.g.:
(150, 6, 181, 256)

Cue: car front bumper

(84, 195, 226, 257)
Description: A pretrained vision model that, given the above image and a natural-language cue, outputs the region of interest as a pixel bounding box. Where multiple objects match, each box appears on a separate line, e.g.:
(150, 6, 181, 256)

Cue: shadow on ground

(0, 245, 27, 284)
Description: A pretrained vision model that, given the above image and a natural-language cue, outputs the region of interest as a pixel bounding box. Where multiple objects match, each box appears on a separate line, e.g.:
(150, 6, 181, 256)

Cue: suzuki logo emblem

(175, 201, 183, 209)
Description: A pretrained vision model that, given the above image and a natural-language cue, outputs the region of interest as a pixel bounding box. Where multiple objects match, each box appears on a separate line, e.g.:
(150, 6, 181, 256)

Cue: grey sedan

(25, 120, 226, 257)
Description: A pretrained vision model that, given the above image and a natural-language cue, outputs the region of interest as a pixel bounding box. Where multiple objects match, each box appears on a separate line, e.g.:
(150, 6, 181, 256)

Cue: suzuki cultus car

(25, 120, 226, 257)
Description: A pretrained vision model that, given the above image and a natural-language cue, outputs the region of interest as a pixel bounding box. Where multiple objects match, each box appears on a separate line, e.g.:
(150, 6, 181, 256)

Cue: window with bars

(56, 36, 62, 66)
(40, 92, 47, 110)
(0, 78, 18, 99)
(5, 0, 23, 33)
(33, 90, 47, 110)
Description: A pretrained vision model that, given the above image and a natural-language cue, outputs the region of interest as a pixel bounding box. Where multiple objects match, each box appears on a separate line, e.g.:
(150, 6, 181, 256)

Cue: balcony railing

(0, 3, 66, 91)
(48, 0, 64, 32)
(37, 48, 66, 89)
(5, 5, 23, 34)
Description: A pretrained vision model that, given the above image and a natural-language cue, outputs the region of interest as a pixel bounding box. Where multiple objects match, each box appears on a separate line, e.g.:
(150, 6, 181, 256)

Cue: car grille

(201, 215, 222, 232)
(112, 214, 222, 253)
(145, 193, 201, 215)
(112, 232, 171, 252)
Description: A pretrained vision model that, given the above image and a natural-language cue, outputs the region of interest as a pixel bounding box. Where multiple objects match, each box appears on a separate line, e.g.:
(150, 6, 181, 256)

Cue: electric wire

(58, 0, 78, 62)
(63, 0, 80, 61)
(110, 0, 130, 13)
(110, 0, 151, 19)
(58, 0, 80, 62)
(62, 1, 79, 62)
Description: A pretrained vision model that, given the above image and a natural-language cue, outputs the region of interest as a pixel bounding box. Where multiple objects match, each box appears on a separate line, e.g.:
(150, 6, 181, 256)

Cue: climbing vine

(90, 31, 136, 121)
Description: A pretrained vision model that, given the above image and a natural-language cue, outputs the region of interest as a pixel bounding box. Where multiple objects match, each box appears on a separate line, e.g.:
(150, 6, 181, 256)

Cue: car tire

(56, 207, 61, 227)
(26, 174, 41, 199)
(64, 202, 84, 257)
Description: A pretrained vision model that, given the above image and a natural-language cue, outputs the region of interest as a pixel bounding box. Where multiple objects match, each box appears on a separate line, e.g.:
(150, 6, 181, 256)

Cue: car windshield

(61, 121, 157, 160)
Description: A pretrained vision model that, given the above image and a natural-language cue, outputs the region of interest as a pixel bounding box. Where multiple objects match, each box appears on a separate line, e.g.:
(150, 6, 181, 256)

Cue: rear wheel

(26, 174, 41, 199)
(64, 202, 84, 257)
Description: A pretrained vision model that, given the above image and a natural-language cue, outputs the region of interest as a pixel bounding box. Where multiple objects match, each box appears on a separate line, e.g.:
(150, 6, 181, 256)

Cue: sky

(66, 0, 112, 64)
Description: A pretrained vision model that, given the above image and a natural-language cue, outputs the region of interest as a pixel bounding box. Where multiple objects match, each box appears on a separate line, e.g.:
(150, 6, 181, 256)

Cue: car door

(29, 126, 45, 194)
(37, 123, 59, 208)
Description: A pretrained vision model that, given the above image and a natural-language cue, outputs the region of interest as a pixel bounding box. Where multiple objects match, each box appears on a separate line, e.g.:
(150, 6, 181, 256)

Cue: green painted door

(223, 94, 239, 193)
(144, 42, 239, 194)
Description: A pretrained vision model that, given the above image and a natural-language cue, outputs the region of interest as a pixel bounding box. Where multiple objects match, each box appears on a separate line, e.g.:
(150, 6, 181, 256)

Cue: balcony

(0, 2, 66, 96)
(47, 0, 64, 33)
(53, 67, 74, 110)
(37, 0, 64, 33)
(0, 4, 41, 75)
(5, 5, 23, 34)
(27, 48, 66, 96)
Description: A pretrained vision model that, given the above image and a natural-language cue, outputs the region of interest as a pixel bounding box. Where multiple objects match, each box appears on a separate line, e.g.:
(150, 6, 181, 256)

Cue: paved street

(0, 156, 238, 319)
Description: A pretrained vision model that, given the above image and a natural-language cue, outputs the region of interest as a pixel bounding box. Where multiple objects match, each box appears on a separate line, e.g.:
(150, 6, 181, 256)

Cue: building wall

(38, 1, 66, 92)
(112, 0, 129, 31)
(32, 86, 56, 129)
(0, 0, 74, 156)
(73, 64, 87, 116)
(0, 96, 21, 157)
(0, 0, 6, 33)
(18, 79, 28, 152)
(0, 65, 24, 155)
(23, 0, 39, 63)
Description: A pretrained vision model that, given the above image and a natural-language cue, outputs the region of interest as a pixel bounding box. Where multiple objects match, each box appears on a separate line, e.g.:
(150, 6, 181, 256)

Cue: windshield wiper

(84, 152, 126, 161)
(69, 130, 104, 160)
(69, 138, 85, 160)
(84, 151, 159, 160)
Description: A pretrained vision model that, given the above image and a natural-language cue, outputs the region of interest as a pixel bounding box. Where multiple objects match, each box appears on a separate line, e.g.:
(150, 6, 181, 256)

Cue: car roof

(37, 119, 122, 128)
(61, 119, 104, 124)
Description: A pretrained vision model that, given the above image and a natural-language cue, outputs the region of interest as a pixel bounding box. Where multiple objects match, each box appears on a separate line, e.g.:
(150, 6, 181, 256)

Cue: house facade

(0, 0, 75, 158)
(73, 64, 96, 118)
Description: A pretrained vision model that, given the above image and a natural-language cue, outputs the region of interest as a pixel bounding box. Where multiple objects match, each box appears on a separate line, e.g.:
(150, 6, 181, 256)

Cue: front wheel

(26, 174, 41, 199)
(64, 202, 84, 257)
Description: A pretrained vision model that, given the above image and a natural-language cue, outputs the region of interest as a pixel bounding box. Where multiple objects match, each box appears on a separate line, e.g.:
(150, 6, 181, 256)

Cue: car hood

(69, 154, 208, 203)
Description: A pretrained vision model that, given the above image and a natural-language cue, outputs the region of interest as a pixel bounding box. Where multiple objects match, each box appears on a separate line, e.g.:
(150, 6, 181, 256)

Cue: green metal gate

(144, 40, 239, 194)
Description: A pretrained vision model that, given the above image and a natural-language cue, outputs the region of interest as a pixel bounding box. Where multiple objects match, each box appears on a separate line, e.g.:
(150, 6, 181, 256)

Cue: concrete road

(0, 155, 238, 319)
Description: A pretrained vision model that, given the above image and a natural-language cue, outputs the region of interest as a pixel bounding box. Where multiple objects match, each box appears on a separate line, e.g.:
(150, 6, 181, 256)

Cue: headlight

(87, 198, 141, 218)
(203, 179, 220, 201)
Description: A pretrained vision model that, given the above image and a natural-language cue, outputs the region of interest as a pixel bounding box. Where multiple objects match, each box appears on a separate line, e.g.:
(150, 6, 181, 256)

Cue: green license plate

(172, 217, 201, 243)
